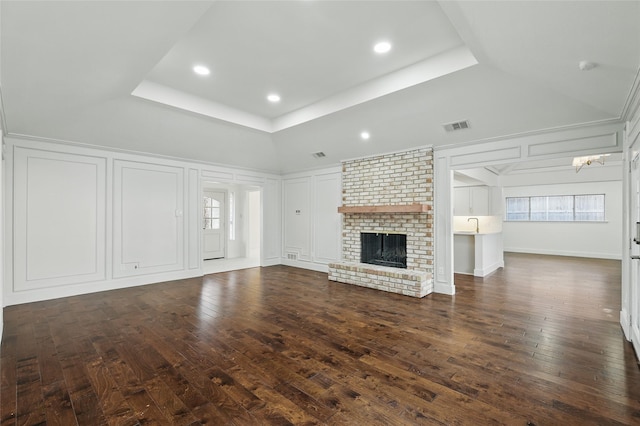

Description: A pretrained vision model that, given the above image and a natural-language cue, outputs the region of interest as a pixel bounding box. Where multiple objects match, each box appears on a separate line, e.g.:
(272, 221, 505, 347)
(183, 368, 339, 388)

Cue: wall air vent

(312, 152, 326, 158)
(443, 120, 470, 132)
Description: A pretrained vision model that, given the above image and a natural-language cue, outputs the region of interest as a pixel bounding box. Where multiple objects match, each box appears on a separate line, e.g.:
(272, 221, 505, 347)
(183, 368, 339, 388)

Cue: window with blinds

(505, 194, 605, 222)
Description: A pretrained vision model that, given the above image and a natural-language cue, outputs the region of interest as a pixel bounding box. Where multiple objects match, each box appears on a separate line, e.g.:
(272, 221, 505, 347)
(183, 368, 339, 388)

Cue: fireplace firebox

(361, 232, 407, 269)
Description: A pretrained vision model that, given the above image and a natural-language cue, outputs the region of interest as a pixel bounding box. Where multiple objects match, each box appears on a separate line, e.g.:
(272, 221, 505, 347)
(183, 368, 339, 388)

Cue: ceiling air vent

(443, 120, 470, 132)
(312, 152, 326, 159)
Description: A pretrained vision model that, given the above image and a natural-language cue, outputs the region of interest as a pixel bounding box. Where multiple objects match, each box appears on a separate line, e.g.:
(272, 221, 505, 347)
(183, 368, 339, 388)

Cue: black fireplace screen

(361, 232, 407, 269)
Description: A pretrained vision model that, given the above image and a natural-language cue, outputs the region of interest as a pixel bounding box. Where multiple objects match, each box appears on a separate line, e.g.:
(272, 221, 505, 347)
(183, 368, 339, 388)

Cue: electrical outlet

(122, 262, 140, 271)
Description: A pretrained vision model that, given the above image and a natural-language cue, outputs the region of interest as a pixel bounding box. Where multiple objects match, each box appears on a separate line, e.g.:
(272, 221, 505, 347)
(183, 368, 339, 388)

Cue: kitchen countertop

(453, 230, 502, 235)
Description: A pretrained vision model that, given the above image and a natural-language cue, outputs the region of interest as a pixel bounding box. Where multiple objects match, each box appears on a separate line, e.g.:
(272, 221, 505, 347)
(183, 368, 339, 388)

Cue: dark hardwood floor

(2, 253, 639, 425)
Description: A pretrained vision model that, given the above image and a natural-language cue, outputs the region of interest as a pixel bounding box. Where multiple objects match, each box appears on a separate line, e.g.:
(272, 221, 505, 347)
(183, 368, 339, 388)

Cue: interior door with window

(203, 190, 226, 260)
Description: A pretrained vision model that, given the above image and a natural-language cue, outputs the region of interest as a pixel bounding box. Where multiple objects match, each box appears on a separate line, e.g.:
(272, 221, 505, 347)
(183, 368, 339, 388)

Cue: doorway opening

(202, 183, 261, 274)
(203, 189, 226, 260)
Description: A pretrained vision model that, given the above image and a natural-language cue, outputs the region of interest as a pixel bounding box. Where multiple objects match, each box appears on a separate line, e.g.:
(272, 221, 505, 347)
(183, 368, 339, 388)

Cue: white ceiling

(1, 1, 639, 173)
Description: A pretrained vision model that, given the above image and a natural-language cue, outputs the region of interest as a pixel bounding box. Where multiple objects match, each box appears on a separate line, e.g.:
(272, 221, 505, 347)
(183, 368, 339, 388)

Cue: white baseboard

(434, 280, 455, 295)
(261, 257, 282, 267)
(5, 268, 204, 306)
(504, 247, 621, 260)
(632, 324, 640, 361)
(474, 260, 504, 277)
(620, 308, 631, 341)
(280, 259, 329, 273)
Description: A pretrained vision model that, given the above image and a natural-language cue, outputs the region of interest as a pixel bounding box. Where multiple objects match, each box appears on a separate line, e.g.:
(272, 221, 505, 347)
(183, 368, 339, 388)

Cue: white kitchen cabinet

(453, 187, 469, 216)
(454, 186, 490, 215)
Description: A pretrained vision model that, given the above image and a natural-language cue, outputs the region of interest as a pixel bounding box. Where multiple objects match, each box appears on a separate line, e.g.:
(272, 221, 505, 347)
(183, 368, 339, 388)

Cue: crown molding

(339, 145, 433, 164)
(622, 67, 640, 123)
(433, 118, 624, 153)
(4, 132, 283, 177)
(0, 85, 7, 137)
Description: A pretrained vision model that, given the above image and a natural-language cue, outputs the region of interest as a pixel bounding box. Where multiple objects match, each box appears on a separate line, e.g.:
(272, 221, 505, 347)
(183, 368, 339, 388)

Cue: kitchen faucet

(468, 217, 479, 233)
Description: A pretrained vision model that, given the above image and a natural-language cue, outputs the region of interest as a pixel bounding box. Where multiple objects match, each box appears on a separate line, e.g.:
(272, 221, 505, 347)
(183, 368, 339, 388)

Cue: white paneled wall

(283, 177, 311, 261)
(282, 167, 341, 271)
(13, 147, 107, 290)
(187, 168, 200, 270)
(4, 136, 282, 306)
(113, 161, 184, 277)
(313, 173, 342, 264)
(263, 178, 282, 265)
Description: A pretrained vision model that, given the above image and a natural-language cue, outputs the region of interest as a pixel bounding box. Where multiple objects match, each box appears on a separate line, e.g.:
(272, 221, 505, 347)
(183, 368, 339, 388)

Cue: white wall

(248, 190, 261, 258)
(228, 188, 247, 258)
(114, 160, 184, 277)
(502, 180, 622, 259)
(281, 167, 342, 272)
(262, 177, 282, 266)
(4, 136, 282, 306)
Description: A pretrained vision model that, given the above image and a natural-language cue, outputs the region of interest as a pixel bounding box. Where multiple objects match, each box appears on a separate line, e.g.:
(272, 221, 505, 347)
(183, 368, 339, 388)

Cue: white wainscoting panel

(187, 168, 200, 270)
(13, 147, 107, 291)
(113, 160, 184, 277)
(283, 177, 311, 261)
(263, 178, 282, 264)
(313, 172, 341, 264)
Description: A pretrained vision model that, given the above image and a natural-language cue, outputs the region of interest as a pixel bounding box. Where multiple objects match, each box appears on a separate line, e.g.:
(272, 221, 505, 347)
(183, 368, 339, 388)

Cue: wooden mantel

(337, 203, 431, 214)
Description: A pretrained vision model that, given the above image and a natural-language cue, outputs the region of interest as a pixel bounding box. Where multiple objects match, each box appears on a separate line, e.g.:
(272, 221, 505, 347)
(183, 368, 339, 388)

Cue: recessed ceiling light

(267, 94, 281, 103)
(373, 41, 391, 54)
(193, 65, 210, 76)
(360, 131, 370, 140)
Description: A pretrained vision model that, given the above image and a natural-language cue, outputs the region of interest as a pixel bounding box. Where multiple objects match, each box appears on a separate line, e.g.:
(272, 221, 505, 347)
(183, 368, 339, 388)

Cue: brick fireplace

(328, 148, 434, 297)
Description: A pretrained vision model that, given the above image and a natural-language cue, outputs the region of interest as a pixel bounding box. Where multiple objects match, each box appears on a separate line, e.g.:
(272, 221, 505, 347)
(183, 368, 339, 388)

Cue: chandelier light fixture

(572, 154, 610, 173)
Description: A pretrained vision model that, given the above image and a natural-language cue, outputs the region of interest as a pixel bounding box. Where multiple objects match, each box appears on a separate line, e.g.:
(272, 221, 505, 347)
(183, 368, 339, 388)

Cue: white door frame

(624, 120, 640, 352)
